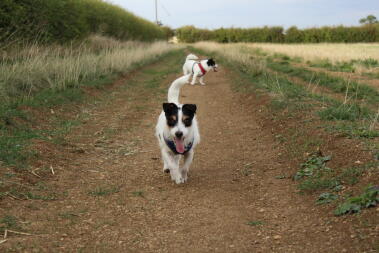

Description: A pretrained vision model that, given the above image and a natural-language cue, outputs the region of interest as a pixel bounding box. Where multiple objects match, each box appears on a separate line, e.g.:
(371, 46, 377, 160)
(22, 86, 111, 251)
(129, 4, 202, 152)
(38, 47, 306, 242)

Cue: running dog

(183, 54, 217, 85)
(155, 74, 200, 184)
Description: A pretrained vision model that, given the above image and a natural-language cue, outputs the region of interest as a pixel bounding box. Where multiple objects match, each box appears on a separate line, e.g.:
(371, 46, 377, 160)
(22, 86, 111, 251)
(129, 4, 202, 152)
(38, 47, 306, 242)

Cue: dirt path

(1, 53, 377, 252)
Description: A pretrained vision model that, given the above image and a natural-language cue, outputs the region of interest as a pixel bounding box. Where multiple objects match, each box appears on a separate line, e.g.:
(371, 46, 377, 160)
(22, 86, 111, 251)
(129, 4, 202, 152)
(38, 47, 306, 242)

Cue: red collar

(198, 63, 207, 76)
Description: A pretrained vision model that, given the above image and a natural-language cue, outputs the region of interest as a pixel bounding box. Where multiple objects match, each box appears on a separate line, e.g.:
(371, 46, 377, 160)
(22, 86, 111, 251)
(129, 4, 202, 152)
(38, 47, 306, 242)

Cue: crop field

(246, 43, 379, 63)
(0, 1, 378, 252)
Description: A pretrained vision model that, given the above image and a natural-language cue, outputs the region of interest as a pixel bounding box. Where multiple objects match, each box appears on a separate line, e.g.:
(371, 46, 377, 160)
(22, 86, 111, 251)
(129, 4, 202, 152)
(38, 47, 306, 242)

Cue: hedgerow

(176, 25, 379, 43)
(0, 0, 167, 44)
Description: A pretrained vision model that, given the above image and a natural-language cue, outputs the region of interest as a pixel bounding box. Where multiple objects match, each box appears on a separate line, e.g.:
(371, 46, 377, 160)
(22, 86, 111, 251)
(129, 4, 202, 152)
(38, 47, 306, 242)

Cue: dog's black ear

(207, 58, 216, 66)
(182, 104, 197, 115)
(163, 103, 179, 127)
(163, 103, 178, 114)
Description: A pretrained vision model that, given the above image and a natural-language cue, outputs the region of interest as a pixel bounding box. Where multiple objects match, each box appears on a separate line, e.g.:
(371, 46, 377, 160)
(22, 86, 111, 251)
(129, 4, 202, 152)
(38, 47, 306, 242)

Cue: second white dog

(183, 54, 217, 85)
(155, 74, 200, 184)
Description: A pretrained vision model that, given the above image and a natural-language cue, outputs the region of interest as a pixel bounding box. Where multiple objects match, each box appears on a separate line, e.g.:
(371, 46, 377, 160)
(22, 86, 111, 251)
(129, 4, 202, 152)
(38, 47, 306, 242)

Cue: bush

(0, 0, 166, 44)
(176, 25, 379, 43)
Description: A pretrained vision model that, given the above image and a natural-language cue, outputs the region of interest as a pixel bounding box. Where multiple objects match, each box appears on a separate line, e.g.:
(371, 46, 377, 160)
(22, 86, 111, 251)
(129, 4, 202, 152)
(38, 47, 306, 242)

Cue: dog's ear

(163, 103, 178, 127)
(207, 58, 215, 66)
(163, 103, 178, 114)
(182, 104, 197, 116)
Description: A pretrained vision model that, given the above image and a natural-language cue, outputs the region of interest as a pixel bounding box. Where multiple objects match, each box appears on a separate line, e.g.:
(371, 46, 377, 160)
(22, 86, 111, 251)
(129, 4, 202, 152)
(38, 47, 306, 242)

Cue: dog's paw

(190, 83, 195, 85)
(175, 176, 185, 184)
(200, 83, 206, 85)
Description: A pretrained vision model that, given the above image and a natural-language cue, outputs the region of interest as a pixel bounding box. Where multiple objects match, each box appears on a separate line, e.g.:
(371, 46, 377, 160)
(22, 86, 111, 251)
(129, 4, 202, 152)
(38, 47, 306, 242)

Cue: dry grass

(0, 35, 181, 103)
(193, 42, 266, 76)
(245, 43, 379, 63)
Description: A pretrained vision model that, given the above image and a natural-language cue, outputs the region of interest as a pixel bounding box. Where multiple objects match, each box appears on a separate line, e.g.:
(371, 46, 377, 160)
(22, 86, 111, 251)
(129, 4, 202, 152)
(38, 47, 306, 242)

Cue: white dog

(183, 54, 218, 85)
(155, 74, 200, 184)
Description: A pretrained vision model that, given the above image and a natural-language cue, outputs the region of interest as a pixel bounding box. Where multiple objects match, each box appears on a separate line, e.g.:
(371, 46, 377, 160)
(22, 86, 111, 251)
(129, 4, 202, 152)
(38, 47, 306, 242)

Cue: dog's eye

(167, 119, 176, 127)
(167, 116, 177, 127)
(183, 118, 192, 127)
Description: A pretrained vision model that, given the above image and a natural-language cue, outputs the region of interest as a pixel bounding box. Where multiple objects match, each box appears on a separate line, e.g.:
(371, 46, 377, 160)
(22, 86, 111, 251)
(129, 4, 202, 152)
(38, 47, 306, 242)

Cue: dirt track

(1, 53, 377, 252)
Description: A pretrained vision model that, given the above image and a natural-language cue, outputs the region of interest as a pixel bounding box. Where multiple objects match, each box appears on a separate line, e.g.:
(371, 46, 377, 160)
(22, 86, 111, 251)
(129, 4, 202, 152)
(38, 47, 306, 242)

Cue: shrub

(0, 0, 165, 45)
(176, 25, 379, 43)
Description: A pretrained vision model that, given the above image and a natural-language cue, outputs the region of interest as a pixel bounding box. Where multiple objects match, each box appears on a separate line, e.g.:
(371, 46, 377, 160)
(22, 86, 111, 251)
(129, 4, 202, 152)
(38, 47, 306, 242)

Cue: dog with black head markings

(183, 54, 218, 85)
(155, 74, 200, 184)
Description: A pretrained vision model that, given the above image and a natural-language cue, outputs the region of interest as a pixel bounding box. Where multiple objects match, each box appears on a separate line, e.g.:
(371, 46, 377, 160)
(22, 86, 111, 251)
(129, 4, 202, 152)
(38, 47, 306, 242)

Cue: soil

(0, 53, 378, 252)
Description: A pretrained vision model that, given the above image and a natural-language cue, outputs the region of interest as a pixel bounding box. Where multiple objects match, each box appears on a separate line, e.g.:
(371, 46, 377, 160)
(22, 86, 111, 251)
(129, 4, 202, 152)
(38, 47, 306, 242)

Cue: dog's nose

(175, 131, 183, 138)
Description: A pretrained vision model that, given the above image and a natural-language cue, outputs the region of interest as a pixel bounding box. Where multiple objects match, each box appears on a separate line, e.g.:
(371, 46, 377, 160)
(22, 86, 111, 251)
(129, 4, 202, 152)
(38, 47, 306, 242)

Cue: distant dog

(155, 74, 200, 184)
(183, 54, 218, 85)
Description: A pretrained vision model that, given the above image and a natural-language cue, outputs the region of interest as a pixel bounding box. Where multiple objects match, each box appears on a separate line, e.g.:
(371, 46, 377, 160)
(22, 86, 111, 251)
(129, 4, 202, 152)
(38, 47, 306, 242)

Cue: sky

(109, 0, 379, 29)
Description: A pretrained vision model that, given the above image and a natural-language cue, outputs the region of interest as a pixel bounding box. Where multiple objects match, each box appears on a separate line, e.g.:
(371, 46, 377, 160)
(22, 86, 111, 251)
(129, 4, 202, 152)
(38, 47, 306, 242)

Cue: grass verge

(191, 42, 379, 217)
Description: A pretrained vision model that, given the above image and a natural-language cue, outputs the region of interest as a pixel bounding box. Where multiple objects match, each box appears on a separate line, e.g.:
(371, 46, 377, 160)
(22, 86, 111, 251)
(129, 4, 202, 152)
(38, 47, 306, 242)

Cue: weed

(247, 220, 264, 226)
(326, 123, 379, 139)
(89, 186, 120, 196)
(132, 191, 144, 197)
(58, 212, 79, 220)
(334, 185, 379, 216)
(299, 177, 340, 192)
(316, 192, 338, 205)
(0, 215, 21, 233)
(318, 104, 371, 121)
(294, 153, 331, 180)
(337, 167, 365, 185)
(26, 192, 57, 200)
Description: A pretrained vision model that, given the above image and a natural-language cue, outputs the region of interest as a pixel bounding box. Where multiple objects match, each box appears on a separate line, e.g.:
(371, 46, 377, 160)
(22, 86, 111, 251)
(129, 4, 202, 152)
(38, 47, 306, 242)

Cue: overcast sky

(109, 0, 379, 29)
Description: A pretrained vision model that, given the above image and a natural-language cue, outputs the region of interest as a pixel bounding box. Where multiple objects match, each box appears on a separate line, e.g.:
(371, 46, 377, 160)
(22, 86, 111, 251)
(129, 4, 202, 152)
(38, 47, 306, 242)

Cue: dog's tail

(168, 74, 191, 104)
(186, 54, 199, 61)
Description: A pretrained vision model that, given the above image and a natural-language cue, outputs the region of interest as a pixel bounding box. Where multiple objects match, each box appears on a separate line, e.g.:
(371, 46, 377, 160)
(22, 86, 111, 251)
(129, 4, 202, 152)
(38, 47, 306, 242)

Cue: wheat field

(245, 43, 379, 63)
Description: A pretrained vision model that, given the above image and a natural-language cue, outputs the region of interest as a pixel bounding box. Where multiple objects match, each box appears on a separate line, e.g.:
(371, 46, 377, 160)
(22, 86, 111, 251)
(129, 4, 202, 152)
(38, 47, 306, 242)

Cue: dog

(155, 74, 200, 184)
(183, 54, 218, 85)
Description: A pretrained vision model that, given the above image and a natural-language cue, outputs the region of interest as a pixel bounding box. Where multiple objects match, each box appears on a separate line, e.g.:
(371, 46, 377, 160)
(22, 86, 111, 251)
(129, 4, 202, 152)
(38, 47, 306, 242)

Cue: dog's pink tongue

(175, 139, 185, 153)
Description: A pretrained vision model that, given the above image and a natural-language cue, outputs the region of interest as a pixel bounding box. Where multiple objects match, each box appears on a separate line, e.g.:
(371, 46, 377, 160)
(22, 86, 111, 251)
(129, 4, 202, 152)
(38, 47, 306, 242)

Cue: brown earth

(0, 53, 378, 252)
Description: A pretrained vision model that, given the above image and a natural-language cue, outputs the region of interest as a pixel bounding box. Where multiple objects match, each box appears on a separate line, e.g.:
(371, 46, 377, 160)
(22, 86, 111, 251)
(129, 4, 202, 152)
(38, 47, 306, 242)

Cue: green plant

(132, 191, 144, 197)
(0, 215, 21, 233)
(316, 192, 338, 205)
(318, 104, 370, 121)
(294, 153, 331, 180)
(89, 186, 120, 196)
(334, 185, 379, 216)
(326, 123, 379, 139)
(247, 221, 264, 226)
(0, 0, 165, 45)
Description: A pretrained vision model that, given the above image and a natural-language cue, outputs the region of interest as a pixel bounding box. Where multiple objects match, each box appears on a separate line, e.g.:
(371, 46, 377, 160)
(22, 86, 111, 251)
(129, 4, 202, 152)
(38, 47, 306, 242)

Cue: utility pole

(155, 0, 162, 26)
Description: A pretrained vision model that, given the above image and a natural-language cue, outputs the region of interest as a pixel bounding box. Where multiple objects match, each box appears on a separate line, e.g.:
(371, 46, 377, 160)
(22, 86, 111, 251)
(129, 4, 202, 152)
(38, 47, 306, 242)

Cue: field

(0, 40, 378, 251)
(246, 43, 379, 63)
(0, 20, 378, 252)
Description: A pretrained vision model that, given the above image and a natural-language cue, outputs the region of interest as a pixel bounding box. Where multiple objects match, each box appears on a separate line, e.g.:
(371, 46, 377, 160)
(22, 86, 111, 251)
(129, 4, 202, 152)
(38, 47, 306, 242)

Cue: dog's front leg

(191, 73, 198, 85)
(180, 150, 194, 182)
(161, 150, 184, 184)
(199, 76, 206, 85)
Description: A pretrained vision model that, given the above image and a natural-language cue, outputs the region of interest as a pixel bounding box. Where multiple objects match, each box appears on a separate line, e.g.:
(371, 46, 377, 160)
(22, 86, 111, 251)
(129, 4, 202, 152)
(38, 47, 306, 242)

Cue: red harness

(198, 63, 207, 76)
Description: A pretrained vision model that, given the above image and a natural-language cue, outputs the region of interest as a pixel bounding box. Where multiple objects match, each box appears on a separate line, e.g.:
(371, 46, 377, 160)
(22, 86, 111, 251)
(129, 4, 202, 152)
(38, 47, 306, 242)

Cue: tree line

(0, 0, 169, 44)
(176, 24, 379, 43)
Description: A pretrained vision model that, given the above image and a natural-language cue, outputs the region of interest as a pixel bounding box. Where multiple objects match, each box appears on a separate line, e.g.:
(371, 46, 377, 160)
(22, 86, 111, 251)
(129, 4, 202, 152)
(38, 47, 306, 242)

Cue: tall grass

(0, 36, 181, 104)
(193, 42, 266, 77)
